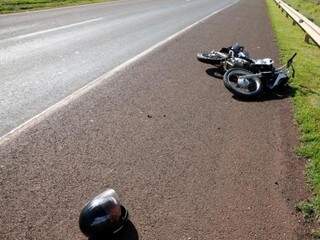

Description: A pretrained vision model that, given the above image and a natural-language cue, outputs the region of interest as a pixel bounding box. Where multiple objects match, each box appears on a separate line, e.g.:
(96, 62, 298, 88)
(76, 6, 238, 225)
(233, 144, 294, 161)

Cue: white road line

(2, 17, 103, 42)
(0, 0, 150, 16)
(0, 0, 238, 145)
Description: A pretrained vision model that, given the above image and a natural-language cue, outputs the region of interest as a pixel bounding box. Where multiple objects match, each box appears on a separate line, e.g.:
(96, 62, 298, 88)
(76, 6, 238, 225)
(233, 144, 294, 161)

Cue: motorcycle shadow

(232, 86, 294, 102)
(205, 67, 224, 80)
(88, 220, 139, 240)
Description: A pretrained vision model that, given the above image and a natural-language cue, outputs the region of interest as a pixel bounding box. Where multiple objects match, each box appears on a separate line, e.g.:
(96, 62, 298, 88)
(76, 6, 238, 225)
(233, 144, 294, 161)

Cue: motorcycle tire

(223, 68, 263, 98)
(197, 52, 226, 65)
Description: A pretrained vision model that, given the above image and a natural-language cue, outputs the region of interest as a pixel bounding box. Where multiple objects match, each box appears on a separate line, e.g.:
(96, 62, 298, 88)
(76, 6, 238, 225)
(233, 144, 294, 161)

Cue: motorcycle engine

(254, 58, 273, 65)
(252, 58, 274, 72)
(231, 57, 248, 67)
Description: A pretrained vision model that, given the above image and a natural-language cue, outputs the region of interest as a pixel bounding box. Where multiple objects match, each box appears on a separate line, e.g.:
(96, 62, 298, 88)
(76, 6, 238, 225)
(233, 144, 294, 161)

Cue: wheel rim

(202, 53, 224, 61)
(227, 70, 261, 95)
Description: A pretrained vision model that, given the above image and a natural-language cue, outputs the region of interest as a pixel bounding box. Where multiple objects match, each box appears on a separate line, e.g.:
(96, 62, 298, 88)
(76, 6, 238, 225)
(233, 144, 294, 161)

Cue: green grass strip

(284, 0, 320, 25)
(266, 0, 320, 214)
(0, 0, 113, 13)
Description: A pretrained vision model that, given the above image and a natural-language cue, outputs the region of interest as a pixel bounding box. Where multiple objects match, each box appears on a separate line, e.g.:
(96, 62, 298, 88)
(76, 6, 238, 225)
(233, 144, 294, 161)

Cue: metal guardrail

(274, 0, 320, 47)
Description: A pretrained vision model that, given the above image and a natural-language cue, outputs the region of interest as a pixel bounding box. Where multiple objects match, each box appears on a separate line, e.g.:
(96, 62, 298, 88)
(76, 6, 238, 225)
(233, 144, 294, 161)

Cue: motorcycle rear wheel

(223, 68, 263, 98)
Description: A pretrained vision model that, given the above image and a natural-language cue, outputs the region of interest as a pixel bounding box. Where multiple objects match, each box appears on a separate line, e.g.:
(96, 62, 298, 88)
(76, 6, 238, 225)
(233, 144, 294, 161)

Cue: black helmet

(79, 189, 129, 239)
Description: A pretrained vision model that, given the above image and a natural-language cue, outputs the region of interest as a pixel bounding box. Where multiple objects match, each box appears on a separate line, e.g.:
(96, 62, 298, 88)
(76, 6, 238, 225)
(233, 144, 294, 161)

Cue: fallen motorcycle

(223, 53, 297, 98)
(197, 43, 252, 70)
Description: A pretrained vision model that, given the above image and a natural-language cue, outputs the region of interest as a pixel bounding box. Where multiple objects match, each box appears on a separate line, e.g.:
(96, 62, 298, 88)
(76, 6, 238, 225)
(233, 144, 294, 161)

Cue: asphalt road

(0, 0, 237, 137)
(0, 0, 308, 239)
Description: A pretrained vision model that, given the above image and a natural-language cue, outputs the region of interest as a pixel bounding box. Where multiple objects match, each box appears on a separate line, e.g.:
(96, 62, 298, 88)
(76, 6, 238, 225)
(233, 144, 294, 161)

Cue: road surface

(0, 0, 236, 136)
(0, 0, 308, 239)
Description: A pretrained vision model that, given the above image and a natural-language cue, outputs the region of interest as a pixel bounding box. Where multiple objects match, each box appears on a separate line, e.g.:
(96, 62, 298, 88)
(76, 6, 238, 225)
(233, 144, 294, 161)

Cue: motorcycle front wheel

(223, 68, 263, 98)
(197, 52, 226, 66)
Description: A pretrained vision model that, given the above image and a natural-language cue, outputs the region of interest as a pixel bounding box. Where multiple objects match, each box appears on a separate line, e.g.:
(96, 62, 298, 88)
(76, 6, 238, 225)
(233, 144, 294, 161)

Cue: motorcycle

(197, 43, 252, 71)
(223, 53, 297, 98)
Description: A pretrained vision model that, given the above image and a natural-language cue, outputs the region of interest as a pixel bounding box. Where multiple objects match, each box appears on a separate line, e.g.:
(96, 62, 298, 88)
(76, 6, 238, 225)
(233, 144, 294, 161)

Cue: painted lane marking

(1, 17, 103, 42)
(0, 0, 151, 16)
(0, 0, 238, 145)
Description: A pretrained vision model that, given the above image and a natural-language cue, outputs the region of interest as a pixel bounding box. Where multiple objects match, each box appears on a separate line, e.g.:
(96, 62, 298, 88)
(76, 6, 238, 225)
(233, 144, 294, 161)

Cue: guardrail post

(305, 34, 310, 44)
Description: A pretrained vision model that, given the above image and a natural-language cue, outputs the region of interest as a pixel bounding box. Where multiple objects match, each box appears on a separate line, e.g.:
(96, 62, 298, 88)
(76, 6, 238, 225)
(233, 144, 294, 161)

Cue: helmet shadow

(88, 220, 139, 240)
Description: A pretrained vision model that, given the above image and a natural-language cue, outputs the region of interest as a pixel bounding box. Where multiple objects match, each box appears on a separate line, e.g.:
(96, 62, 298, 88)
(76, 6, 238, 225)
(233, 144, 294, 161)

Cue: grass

(284, 0, 320, 25)
(311, 228, 320, 239)
(266, 0, 320, 216)
(296, 200, 316, 219)
(0, 0, 112, 13)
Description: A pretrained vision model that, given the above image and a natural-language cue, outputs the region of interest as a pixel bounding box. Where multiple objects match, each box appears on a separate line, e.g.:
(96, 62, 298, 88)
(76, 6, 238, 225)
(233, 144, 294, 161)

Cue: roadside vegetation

(0, 0, 112, 13)
(284, 0, 320, 25)
(266, 0, 320, 219)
